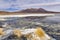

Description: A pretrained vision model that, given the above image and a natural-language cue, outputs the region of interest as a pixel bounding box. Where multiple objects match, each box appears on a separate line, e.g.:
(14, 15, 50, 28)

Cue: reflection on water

(42, 14, 60, 24)
(0, 14, 60, 28)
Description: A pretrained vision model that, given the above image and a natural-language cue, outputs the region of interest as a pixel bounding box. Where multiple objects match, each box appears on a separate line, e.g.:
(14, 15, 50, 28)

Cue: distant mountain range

(15, 8, 60, 13)
(0, 8, 60, 15)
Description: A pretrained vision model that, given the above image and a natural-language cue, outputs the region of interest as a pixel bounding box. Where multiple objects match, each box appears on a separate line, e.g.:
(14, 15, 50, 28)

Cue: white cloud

(0, 0, 60, 9)
(0, 0, 60, 12)
(0, 0, 20, 9)
(21, 2, 60, 8)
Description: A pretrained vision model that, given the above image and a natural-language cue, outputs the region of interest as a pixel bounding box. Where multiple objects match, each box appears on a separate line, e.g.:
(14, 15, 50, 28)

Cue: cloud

(21, 2, 60, 8)
(0, 0, 60, 8)
(0, 0, 60, 12)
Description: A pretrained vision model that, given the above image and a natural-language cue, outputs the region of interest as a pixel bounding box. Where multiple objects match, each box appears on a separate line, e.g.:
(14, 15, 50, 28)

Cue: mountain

(16, 8, 60, 13)
(20, 8, 47, 13)
(0, 8, 60, 15)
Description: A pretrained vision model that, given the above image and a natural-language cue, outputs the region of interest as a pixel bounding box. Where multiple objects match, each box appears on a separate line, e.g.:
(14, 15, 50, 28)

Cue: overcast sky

(0, 0, 60, 12)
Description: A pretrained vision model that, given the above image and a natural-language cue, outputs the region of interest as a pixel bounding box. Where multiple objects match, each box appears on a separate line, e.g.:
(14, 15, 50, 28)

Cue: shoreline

(0, 14, 55, 18)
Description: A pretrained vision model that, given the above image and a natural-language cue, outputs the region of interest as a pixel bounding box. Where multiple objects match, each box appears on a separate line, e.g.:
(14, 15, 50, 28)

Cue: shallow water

(0, 14, 60, 40)
(42, 14, 60, 23)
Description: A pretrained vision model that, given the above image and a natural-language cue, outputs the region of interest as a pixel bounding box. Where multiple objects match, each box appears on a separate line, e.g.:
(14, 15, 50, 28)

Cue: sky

(0, 0, 60, 12)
